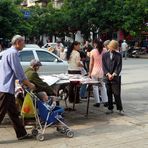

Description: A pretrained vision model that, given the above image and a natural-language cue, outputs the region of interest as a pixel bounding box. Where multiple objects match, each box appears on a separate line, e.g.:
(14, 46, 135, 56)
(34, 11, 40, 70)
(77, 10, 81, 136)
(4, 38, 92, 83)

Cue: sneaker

(106, 110, 113, 115)
(93, 103, 100, 107)
(18, 134, 33, 140)
(118, 110, 124, 116)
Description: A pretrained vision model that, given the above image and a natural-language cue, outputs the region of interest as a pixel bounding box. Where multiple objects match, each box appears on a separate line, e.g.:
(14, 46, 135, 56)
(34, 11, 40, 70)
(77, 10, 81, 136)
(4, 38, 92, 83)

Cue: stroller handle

(24, 88, 39, 101)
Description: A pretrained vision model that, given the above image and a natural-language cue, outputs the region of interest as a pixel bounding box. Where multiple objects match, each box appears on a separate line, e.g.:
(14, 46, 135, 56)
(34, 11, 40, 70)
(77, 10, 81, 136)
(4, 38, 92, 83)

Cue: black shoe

(104, 102, 108, 107)
(75, 101, 82, 104)
(106, 110, 113, 115)
(118, 110, 124, 116)
(18, 134, 33, 140)
(69, 99, 81, 103)
(80, 97, 87, 100)
(93, 103, 100, 107)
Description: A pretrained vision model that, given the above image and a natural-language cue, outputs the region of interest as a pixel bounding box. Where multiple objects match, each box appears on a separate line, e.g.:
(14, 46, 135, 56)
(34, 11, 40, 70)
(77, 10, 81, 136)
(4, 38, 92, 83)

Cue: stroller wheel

(66, 130, 74, 138)
(36, 134, 44, 141)
(31, 128, 38, 137)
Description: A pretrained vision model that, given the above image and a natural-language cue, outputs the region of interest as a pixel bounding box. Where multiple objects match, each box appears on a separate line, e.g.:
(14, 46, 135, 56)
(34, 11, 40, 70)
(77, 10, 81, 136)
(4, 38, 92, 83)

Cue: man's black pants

(0, 92, 27, 138)
(105, 76, 123, 111)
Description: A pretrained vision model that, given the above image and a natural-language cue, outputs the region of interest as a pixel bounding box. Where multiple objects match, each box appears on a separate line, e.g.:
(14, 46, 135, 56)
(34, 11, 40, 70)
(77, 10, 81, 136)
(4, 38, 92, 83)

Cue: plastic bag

(21, 93, 36, 118)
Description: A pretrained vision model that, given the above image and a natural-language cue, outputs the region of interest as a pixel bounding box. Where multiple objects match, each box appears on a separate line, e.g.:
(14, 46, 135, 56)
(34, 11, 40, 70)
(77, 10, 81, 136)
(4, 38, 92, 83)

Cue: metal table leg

(86, 84, 91, 117)
(72, 84, 78, 111)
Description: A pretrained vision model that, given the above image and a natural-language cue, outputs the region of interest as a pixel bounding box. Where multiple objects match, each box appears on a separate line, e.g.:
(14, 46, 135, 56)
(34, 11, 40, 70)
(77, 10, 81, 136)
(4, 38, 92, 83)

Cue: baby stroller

(21, 89, 74, 141)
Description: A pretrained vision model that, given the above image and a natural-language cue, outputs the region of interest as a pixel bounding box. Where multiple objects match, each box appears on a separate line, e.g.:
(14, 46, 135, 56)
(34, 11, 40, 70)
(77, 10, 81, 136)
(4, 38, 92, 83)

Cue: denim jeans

(80, 84, 87, 98)
(122, 50, 127, 59)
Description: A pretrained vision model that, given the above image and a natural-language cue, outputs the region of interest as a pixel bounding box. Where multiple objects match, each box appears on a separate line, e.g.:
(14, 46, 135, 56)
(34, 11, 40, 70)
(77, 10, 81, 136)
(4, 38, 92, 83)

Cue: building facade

(21, 0, 63, 8)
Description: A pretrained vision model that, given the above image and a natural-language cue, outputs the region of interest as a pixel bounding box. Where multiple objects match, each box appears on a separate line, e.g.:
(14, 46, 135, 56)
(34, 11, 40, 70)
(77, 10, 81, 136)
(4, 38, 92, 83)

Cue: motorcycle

(127, 46, 140, 58)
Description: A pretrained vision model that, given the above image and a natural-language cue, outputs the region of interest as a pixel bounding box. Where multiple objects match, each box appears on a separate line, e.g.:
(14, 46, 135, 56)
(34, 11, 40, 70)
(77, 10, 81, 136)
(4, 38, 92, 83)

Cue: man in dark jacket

(102, 40, 123, 115)
(25, 59, 56, 96)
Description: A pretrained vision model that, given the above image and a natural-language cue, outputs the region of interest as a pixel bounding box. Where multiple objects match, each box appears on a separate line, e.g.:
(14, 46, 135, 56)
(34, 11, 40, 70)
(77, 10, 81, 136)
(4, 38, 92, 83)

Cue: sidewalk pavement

(0, 58, 148, 148)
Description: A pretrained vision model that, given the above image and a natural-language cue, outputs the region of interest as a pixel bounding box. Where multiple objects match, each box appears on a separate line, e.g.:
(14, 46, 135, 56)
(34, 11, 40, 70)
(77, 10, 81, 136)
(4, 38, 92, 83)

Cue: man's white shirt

(121, 42, 128, 51)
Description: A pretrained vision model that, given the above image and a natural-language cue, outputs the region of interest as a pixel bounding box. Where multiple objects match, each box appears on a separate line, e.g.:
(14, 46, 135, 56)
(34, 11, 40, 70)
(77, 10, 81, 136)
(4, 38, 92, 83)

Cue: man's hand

(22, 79, 36, 90)
(28, 83, 35, 90)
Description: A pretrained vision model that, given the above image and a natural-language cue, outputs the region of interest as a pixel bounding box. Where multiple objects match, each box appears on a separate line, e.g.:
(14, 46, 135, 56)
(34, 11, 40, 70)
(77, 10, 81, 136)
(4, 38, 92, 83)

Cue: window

(36, 51, 56, 62)
(19, 51, 34, 61)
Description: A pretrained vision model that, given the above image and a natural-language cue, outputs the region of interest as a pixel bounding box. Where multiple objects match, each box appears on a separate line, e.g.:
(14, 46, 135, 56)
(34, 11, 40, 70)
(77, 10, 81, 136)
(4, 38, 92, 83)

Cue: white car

(25, 44, 40, 48)
(42, 42, 64, 49)
(0, 48, 68, 75)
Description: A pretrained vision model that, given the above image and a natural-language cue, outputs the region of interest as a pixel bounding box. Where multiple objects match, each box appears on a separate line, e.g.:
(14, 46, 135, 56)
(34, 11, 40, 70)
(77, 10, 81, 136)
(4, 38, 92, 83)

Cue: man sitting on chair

(25, 59, 56, 96)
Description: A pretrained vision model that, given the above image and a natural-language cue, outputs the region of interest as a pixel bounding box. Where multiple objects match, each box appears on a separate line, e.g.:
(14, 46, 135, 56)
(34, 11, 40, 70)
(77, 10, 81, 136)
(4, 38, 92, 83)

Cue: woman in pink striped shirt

(89, 39, 108, 107)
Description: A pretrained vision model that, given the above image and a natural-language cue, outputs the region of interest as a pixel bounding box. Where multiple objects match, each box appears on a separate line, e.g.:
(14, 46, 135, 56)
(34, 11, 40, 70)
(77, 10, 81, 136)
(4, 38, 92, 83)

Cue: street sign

(22, 10, 31, 19)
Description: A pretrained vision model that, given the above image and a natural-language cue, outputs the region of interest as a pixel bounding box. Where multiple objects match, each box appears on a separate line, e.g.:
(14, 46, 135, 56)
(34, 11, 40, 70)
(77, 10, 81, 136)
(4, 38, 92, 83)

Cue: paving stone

(0, 59, 148, 148)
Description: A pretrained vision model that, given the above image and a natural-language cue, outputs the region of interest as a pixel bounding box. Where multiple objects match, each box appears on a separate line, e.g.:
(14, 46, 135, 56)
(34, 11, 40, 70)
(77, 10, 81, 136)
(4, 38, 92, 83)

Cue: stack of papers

(52, 74, 70, 80)
(40, 74, 100, 86)
(40, 75, 60, 86)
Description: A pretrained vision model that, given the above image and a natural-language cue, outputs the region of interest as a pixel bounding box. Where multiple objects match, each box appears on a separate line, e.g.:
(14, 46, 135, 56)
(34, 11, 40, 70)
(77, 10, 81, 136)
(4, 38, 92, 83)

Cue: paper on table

(52, 73, 70, 80)
(40, 75, 60, 86)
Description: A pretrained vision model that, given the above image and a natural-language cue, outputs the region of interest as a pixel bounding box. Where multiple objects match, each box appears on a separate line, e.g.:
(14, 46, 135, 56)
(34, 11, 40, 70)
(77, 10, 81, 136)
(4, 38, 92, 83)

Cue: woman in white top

(66, 41, 83, 103)
(67, 41, 83, 73)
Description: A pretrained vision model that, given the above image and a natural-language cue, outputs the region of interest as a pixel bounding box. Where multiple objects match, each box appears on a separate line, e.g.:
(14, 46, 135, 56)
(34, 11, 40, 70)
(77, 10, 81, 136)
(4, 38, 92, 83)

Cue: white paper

(40, 75, 60, 86)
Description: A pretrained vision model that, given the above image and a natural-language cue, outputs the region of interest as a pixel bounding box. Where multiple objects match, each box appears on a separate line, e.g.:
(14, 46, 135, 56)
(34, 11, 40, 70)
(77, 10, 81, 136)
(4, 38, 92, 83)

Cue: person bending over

(25, 59, 57, 96)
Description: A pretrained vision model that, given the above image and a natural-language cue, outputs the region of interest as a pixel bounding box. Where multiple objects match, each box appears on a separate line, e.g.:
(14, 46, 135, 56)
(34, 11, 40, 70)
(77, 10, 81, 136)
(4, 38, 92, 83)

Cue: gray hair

(103, 40, 110, 47)
(30, 59, 42, 67)
(11, 35, 25, 45)
(37, 91, 46, 100)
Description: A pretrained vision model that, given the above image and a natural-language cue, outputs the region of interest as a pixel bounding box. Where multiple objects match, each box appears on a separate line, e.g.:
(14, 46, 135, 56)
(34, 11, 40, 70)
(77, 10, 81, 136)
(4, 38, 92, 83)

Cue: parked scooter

(127, 46, 140, 58)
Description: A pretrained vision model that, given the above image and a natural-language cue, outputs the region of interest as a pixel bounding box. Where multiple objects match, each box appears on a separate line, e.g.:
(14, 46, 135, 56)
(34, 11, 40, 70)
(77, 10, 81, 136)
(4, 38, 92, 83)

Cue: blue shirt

(0, 47, 27, 94)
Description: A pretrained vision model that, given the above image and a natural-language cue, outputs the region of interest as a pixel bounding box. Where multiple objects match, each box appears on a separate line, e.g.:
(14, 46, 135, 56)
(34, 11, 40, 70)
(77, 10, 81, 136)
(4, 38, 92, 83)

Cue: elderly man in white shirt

(121, 40, 128, 60)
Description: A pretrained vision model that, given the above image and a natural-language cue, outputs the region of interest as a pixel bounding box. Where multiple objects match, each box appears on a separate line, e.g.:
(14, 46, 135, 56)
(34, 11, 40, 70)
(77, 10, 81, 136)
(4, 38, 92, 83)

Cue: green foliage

(0, 0, 31, 39)
(62, 0, 147, 38)
(0, 0, 147, 40)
